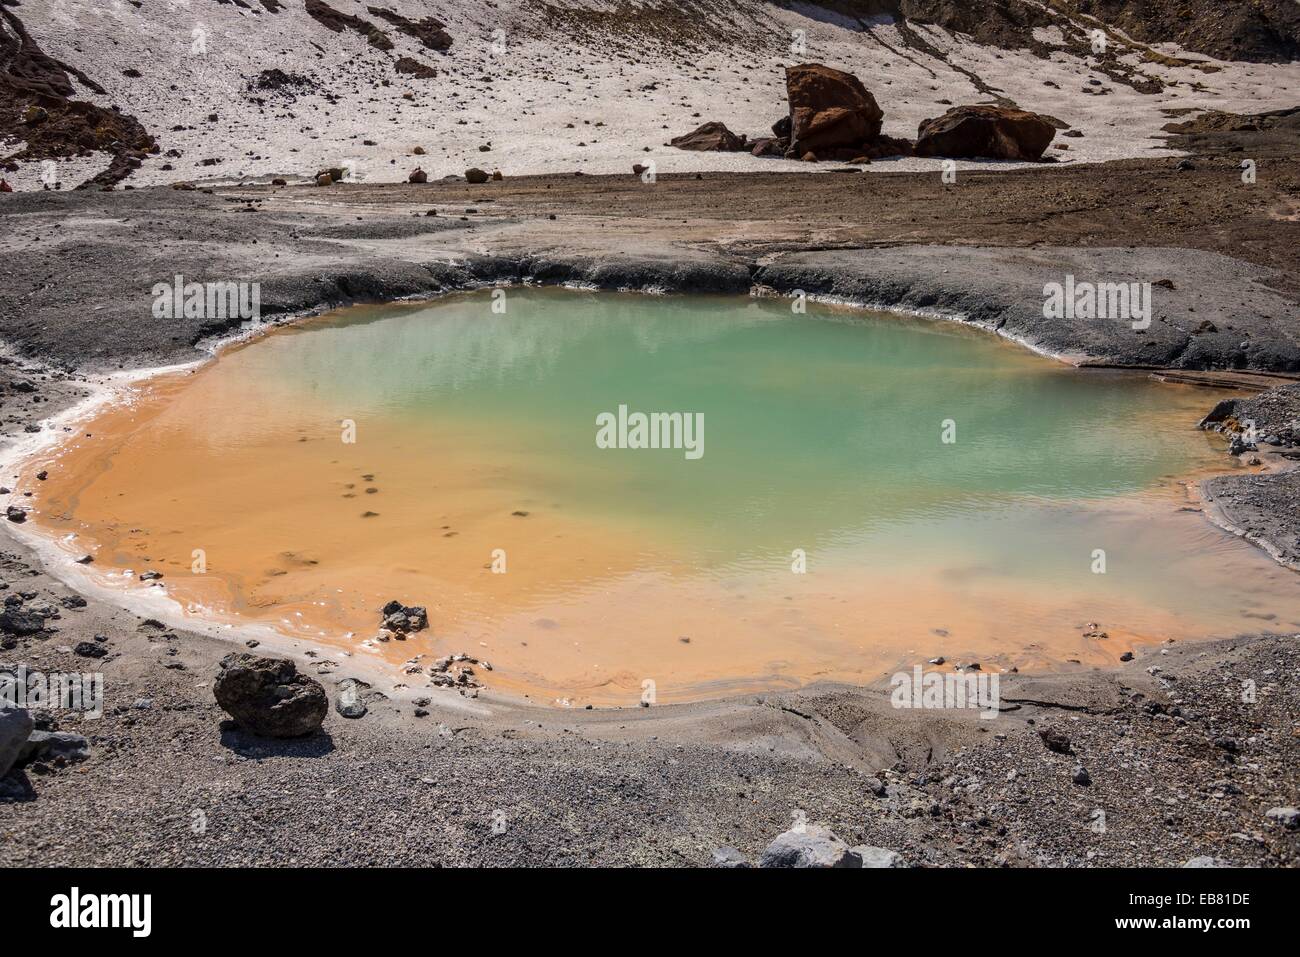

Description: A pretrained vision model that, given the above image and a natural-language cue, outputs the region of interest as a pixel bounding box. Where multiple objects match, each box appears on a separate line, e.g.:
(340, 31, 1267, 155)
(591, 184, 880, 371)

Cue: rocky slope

(1, 0, 1297, 189)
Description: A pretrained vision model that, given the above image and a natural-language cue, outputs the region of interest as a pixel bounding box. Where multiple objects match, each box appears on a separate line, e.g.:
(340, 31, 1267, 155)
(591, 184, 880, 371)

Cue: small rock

(336, 679, 368, 719)
(1038, 726, 1072, 754)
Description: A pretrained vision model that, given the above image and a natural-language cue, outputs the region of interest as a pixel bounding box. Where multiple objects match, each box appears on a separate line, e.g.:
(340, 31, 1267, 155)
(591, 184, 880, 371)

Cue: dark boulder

(669, 121, 747, 152)
(915, 105, 1057, 160)
(213, 654, 328, 737)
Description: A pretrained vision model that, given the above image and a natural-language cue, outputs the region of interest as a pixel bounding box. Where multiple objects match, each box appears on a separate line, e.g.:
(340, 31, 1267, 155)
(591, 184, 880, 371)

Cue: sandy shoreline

(1, 137, 1298, 864)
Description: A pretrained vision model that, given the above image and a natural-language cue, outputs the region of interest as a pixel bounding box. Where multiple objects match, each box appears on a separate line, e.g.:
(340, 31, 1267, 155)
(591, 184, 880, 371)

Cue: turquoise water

(272, 288, 1227, 556)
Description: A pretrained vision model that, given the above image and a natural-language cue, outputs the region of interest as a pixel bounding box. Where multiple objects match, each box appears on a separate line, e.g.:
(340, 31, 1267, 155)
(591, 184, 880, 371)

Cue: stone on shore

(464, 167, 489, 183)
(213, 654, 328, 737)
(380, 600, 428, 634)
(336, 679, 368, 718)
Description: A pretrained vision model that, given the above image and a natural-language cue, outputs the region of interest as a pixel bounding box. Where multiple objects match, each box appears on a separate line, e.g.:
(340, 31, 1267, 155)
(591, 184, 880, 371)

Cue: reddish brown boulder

(408, 167, 427, 183)
(750, 137, 787, 157)
(669, 121, 747, 152)
(914, 105, 1056, 160)
(784, 63, 883, 157)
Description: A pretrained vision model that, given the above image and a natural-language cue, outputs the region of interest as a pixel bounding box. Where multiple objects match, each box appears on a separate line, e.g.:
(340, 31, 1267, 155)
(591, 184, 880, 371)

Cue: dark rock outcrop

(213, 654, 328, 737)
(367, 7, 452, 51)
(394, 56, 437, 79)
(304, 0, 392, 50)
(0, 5, 156, 189)
(914, 105, 1057, 160)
